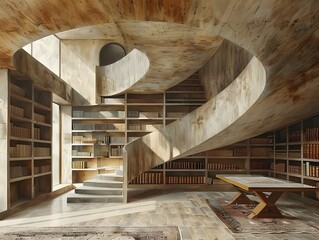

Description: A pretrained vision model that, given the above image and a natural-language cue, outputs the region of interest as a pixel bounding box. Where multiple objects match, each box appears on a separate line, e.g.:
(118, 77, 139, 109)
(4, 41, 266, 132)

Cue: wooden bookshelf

(71, 103, 126, 182)
(268, 115, 319, 201)
(8, 72, 52, 208)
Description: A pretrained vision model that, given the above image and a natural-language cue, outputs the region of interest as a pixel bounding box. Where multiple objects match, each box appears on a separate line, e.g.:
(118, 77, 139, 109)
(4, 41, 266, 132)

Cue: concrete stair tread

(76, 186, 122, 191)
(85, 179, 122, 183)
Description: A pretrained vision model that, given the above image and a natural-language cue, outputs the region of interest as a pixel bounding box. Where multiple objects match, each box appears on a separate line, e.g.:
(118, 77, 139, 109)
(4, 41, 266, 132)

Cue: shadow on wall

(99, 43, 126, 66)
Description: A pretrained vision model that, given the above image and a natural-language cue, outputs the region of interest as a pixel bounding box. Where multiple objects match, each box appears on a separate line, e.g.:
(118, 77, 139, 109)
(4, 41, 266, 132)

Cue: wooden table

(216, 174, 318, 218)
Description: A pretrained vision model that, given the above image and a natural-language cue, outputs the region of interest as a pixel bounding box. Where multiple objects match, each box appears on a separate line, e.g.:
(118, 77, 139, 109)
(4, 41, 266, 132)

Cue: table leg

(230, 189, 256, 205)
(248, 191, 284, 218)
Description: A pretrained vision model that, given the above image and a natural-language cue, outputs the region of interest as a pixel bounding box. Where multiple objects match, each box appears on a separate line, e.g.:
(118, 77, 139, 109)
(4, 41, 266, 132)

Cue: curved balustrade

(96, 49, 150, 96)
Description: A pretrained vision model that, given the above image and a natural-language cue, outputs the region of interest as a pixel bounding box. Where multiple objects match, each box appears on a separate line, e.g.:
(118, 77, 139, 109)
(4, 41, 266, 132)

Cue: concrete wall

(0, 69, 8, 212)
(52, 103, 60, 186)
(32, 35, 60, 76)
(60, 106, 72, 184)
(61, 40, 107, 104)
(200, 39, 253, 100)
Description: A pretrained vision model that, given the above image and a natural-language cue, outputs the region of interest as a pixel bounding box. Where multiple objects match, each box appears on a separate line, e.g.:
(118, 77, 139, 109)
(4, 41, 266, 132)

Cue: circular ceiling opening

(99, 43, 126, 66)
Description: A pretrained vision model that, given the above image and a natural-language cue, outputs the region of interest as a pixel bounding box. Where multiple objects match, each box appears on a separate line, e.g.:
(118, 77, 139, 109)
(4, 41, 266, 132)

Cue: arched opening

(99, 43, 126, 66)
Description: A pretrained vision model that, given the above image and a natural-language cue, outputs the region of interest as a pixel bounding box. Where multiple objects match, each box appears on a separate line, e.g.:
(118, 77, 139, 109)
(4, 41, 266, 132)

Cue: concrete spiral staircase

(67, 73, 207, 203)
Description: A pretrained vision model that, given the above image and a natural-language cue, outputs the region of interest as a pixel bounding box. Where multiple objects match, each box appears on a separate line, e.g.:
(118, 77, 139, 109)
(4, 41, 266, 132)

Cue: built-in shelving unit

(269, 115, 319, 200)
(71, 102, 125, 183)
(8, 71, 52, 208)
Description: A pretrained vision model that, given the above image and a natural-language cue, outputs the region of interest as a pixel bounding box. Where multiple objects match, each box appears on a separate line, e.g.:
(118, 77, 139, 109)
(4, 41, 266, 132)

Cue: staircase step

(83, 179, 123, 188)
(94, 174, 123, 182)
(67, 193, 123, 203)
(75, 186, 122, 195)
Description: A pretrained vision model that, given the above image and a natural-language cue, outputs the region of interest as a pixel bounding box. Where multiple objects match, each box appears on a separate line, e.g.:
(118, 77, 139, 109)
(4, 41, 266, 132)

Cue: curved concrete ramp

(96, 49, 149, 96)
(124, 56, 266, 183)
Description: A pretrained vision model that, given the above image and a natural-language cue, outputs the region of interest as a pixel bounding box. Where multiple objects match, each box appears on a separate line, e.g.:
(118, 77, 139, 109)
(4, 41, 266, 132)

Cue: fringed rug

(0, 226, 180, 240)
(206, 199, 319, 234)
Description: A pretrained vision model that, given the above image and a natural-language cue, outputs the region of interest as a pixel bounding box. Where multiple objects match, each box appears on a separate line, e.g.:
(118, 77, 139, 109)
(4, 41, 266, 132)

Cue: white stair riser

(95, 175, 123, 182)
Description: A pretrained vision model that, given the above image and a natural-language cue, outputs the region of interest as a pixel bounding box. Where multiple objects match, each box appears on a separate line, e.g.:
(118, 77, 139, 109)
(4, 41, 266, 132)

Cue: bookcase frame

(8, 71, 52, 208)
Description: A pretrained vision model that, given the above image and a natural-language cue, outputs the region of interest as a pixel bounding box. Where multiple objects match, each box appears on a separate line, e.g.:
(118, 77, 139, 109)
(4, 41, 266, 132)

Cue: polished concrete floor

(1, 189, 319, 240)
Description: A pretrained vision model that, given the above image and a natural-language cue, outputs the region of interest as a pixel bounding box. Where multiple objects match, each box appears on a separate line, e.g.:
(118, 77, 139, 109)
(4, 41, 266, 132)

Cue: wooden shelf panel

(10, 175, 32, 183)
(10, 137, 32, 142)
(34, 121, 51, 127)
(10, 93, 32, 103)
(34, 172, 52, 178)
(9, 157, 32, 161)
(33, 102, 51, 112)
(33, 139, 51, 144)
(10, 115, 32, 123)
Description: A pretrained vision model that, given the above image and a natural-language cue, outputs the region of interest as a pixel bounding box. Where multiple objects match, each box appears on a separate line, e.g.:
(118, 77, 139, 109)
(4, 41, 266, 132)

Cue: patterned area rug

(206, 199, 319, 234)
(0, 226, 180, 240)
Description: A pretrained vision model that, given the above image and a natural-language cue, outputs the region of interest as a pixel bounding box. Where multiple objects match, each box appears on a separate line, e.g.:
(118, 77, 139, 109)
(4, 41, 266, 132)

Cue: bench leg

(248, 191, 284, 218)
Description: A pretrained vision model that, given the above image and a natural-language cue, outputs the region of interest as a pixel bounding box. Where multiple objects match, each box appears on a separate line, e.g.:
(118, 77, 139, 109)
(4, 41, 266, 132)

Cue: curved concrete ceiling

(89, 21, 222, 95)
(0, 0, 319, 133)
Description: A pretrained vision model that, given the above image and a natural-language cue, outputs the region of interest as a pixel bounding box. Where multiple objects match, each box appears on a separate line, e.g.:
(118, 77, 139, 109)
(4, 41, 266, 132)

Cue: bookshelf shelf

(10, 93, 32, 103)
(10, 116, 32, 123)
(9, 175, 32, 183)
(34, 172, 52, 178)
(33, 102, 51, 112)
(9, 157, 31, 161)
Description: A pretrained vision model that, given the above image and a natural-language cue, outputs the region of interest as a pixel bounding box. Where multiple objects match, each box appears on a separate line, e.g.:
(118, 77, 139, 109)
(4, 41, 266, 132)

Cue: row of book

(250, 137, 273, 144)
(10, 123, 31, 138)
(304, 127, 319, 142)
(166, 161, 205, 169)
(9, 144, 32, 158)
(167, 86, 203, 92)
(72, 150, 93, 157)
(166, 176, 205, 184)
(303, 144, 319, 159)
(10, 105, 25, 118)
(250, 147, 272, 157)
(270, 162, 286, 172)
(34, 147, 50, 157)
(289, 130, 301, 142)
(72, 136, 96, 144)
(72, 161, 88, 169)
(34, 127, 41, 140)
(127, 111, 161, 118)
(34, 165, 51, 174)
(250, 161, 270, 170)
(288, 165, 301, 175)
(72, 123, 125, 131)
(110, 145, 123, 157)
(11, 83, 26, 96)
(127, 124, 163, 131)
(304, 162, 319, 178)
(10, 166, 29, 179)
(288, 151, 301, 158)
(166, 112, 187, 118)
(34, 113, 46, 123)
(73, 110, 125, 118)
(207, 163, 237, 170)
(130, 172, 163, 184)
